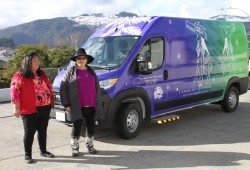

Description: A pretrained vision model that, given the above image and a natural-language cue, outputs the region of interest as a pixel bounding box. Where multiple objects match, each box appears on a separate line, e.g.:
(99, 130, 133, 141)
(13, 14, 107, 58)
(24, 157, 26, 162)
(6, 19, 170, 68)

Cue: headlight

(99, 78, 118, 89)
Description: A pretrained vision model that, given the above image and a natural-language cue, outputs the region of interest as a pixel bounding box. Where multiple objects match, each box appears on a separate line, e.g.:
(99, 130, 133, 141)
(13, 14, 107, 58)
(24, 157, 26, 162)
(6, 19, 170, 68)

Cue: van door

(133, 37, 167, 117)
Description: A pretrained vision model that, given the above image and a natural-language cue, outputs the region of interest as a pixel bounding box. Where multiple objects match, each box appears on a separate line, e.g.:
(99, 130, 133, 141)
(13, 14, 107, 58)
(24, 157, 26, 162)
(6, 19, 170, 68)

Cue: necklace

(85, 72, 88, 78)
(77, 68, 88, 78)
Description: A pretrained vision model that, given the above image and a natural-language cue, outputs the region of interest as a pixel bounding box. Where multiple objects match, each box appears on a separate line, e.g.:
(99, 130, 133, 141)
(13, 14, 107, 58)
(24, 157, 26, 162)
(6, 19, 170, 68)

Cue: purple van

(51, 16, 249, 139)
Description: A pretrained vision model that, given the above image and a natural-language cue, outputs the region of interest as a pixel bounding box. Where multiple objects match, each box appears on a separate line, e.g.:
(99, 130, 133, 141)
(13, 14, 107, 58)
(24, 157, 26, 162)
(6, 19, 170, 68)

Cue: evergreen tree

(0, 38, 15, 48)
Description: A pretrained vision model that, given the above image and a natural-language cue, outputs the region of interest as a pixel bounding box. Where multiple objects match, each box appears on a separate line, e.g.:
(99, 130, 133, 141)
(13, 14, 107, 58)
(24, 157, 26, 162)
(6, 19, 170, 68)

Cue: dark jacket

(59, 65, 103, 122)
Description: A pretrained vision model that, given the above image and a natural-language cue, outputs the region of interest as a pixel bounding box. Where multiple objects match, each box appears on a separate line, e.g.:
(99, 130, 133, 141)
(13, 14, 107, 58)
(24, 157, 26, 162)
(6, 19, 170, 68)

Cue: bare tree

(53, 33, 71, 49)
(69, 31, 82, 49)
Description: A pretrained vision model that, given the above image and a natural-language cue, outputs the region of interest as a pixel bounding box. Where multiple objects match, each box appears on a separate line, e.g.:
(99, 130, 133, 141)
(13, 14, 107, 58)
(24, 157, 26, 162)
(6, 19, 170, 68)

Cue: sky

(0, 0, 249, 29)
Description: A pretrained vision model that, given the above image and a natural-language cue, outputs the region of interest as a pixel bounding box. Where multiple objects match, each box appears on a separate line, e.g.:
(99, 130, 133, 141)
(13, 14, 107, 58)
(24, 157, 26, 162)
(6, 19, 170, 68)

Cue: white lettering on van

(178, 84, 212, 97)
(138, 75, 162, 85)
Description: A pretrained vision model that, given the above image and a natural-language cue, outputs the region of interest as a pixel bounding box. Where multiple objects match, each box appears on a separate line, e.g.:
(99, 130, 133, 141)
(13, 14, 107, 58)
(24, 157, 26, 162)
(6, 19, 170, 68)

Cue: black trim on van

(100, 88, 151, 129)
(154, 90, 224, 111)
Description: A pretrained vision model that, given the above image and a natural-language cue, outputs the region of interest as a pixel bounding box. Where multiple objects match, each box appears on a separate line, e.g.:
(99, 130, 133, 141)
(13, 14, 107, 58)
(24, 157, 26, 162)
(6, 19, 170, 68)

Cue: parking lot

(0, 91, 250, 170)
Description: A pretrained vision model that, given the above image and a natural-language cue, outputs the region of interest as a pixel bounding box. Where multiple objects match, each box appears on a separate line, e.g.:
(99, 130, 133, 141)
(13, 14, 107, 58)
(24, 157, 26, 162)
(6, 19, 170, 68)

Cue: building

(0, 56, 8, 69)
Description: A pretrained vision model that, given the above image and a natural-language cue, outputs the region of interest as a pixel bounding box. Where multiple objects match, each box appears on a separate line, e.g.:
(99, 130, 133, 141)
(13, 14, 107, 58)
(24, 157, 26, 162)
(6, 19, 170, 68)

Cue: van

(50, 16, 249, 139)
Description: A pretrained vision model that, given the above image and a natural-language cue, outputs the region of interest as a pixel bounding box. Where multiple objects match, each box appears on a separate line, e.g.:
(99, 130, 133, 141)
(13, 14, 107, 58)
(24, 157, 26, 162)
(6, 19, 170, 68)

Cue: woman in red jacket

(10, 52, 54, 164)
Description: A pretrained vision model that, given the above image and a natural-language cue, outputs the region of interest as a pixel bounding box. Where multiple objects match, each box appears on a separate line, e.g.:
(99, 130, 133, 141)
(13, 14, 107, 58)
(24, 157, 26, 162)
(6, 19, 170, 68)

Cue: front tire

(221, 86, 239, 112)
(116, 103, 142, 139)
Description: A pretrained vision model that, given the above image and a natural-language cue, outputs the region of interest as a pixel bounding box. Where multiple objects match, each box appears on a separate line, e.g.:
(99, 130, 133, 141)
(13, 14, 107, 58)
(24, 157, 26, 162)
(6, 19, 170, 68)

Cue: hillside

(0, 13, 249, 47)
(0, 12, 137, 47)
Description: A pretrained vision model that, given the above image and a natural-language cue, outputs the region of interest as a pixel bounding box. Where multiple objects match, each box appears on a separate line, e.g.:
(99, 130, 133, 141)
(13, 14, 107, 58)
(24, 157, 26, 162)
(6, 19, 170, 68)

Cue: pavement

(0, 91, 250, 170)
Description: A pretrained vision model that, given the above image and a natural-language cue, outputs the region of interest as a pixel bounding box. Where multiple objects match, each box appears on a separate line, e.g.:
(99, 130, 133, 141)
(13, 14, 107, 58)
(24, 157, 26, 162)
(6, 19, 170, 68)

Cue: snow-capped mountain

(210, 14, 250, 22)
(0, 13, 249, 47)
(0, 12, 137, 47)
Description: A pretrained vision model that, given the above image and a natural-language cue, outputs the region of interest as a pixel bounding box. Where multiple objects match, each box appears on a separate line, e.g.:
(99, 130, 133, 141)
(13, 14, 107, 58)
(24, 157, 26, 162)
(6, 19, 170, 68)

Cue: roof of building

(0, 56, 8, 62)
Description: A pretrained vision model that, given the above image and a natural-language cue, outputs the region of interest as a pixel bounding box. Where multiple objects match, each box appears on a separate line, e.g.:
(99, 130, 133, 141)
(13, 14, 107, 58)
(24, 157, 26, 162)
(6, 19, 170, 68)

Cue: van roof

(89, 16, 245, 39)
(89, 16, 155, 38)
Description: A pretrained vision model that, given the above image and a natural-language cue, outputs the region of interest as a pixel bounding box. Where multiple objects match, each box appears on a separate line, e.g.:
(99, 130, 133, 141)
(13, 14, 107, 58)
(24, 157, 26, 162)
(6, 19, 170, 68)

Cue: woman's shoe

(86, 137, 97, 154)
(40, 151, 54, 158)
(25, 155, 33, 164)
(71, 138, 80, 157)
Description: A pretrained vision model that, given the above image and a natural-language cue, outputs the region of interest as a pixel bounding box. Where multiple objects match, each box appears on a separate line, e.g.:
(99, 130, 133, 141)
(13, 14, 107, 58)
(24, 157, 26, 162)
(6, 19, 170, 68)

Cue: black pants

(71, 107, 95, 138)
(21, 105, 51, 157)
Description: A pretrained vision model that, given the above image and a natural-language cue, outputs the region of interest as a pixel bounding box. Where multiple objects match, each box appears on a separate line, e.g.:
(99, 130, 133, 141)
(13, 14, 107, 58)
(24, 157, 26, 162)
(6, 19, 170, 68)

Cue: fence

(42, 68, 61, 83)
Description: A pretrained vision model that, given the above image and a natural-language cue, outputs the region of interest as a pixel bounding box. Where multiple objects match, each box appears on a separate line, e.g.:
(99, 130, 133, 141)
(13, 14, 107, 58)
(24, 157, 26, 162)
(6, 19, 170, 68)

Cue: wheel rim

(229, 91, 237, 108)
(127, 110, 139, 133)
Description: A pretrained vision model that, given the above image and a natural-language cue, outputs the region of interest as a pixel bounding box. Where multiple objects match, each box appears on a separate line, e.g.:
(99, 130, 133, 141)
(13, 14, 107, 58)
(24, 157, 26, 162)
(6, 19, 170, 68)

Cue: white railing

(0, 88, 10, 102)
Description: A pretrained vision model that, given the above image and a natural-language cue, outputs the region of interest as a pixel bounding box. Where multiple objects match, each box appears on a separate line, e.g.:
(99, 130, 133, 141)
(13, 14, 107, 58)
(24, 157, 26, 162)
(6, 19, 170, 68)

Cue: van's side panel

(120, 17, 248, 118)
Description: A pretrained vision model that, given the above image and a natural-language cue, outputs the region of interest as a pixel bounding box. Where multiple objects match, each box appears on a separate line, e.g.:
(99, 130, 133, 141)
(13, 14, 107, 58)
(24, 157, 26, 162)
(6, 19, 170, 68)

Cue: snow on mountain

(69, 14, 119, 27)
(210, 14, 250, 22)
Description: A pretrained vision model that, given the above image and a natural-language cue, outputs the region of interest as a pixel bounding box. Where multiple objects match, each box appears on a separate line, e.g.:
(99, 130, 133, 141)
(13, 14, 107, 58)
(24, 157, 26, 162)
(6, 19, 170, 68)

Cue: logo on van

(154, 86, 163, 99)
(186, 20, 212, 87)
(220, 24, 236, 80)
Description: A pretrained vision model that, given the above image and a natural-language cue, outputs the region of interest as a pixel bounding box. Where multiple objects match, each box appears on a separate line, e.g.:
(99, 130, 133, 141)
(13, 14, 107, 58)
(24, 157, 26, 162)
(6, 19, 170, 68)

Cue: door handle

(163, 70, 168, 80)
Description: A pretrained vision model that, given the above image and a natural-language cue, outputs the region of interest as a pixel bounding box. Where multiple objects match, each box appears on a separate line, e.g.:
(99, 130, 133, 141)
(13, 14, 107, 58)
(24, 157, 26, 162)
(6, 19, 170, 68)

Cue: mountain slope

(0, 13, 249, 47)
(0, 12, 136, 47)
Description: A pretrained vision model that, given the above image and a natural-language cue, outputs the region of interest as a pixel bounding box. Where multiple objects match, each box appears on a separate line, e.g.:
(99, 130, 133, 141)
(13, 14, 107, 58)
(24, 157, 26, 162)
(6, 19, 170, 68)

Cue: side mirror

(136, 51, 152, 74)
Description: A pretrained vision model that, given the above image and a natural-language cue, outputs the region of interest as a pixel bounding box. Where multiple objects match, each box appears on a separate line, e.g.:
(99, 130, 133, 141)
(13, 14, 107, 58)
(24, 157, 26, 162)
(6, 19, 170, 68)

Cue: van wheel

(221, 86, 239, 112)
(116, 103, 142, 139)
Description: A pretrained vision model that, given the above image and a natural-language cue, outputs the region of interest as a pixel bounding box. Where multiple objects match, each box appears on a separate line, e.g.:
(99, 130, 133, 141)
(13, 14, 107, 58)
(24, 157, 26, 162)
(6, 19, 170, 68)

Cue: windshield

(82, 36, 140, 69)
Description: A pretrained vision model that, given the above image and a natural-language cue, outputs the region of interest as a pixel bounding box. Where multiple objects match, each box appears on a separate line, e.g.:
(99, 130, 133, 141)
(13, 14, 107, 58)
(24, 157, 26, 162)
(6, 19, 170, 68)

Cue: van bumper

(97, 90, 113, 129)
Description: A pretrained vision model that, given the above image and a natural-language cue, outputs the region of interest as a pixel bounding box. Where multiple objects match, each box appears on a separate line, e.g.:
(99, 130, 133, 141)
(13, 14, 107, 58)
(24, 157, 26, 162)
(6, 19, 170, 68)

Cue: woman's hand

(65, 106, 71, 112)
(13, 107, 20, 118)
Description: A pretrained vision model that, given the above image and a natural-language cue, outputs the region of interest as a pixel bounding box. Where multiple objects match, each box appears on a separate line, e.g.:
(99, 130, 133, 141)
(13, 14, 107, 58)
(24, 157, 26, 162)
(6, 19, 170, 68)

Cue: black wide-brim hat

(70, 48, 94, 64)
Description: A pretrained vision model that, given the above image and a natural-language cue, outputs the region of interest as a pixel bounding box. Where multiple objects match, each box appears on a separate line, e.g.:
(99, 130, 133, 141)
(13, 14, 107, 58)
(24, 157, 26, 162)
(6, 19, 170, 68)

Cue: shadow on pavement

(95, 102, 250, 147)
(34, 150, 250, 169)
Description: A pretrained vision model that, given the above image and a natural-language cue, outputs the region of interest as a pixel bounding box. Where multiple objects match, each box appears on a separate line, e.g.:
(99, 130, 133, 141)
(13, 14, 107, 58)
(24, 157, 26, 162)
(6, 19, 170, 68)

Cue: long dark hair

(20, 52, 42, 78)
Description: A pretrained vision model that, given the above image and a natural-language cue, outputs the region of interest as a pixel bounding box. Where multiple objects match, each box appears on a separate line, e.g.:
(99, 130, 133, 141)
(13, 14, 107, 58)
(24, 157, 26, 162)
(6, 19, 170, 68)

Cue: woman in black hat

(60, 48, 102, 156)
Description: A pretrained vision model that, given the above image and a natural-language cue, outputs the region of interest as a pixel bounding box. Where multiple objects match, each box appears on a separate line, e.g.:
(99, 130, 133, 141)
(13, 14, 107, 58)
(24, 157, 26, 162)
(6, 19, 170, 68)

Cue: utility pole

(221, 7, 250, 18)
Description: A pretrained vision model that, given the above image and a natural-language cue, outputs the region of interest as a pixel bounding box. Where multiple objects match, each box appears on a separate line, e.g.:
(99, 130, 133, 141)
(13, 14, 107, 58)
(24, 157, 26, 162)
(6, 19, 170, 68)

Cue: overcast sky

(0, 0, 249, 29)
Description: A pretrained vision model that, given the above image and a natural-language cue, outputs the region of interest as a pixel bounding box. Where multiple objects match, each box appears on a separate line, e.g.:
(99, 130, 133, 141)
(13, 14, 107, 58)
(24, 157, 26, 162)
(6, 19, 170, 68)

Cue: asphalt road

(0, 91, 250, 170)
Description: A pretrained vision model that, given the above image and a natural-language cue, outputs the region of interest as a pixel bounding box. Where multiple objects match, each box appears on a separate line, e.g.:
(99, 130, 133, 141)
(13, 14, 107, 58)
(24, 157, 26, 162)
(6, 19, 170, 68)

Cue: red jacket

(13, 71, 54, 114)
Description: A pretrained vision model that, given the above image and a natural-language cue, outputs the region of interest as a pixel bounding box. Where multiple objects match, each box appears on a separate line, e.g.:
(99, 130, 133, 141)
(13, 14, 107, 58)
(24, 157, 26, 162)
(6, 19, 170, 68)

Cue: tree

(53, 31, 85, 49)
(1, 43, 74, 86)
(0, 37, 15, 48)
(69, 32, 82, 49)
(53, 33, 71, 49)
(1, 44, 47, 83)
(47, 48, 75, 68)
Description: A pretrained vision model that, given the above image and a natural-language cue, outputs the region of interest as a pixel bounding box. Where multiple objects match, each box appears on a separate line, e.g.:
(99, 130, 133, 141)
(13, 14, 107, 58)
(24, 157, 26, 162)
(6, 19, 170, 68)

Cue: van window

(82, 36, 139, 69)
(137, 37, 164, 70)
